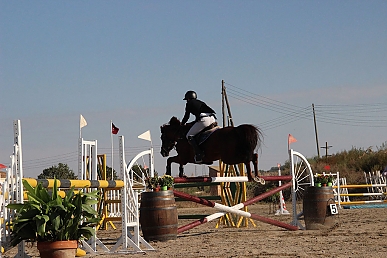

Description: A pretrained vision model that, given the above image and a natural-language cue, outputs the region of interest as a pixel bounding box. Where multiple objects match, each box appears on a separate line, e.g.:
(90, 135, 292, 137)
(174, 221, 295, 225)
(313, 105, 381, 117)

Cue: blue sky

(1, 1, 387, 178)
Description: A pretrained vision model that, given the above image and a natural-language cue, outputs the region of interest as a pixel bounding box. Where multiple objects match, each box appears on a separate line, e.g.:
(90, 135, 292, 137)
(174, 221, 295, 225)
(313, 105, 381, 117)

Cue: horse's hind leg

(252, 153, 259, 177)
(245, 162, 254, 182)
(252, 153, 265, 185)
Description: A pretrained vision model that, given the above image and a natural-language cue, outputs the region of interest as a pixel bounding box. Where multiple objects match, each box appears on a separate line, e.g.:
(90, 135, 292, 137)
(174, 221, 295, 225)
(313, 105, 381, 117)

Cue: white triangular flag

(80, 114, 87, 129)
(138, 130, 151, 142)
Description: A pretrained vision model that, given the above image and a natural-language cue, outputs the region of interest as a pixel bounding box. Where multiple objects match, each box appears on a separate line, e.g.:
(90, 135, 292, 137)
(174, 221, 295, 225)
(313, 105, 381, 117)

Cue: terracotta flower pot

(37, 240, 78, 258)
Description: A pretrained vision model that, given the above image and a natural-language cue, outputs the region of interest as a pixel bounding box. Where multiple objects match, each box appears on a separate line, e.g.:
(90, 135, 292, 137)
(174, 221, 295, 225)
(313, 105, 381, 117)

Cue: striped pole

(334, 184, 387, 189)
(173, 175, 292, 184)
(174, 181, 297, 233)
(340, 199, 387, 205)
(339, 192, 386, 197)
(23, 178, 125, 189)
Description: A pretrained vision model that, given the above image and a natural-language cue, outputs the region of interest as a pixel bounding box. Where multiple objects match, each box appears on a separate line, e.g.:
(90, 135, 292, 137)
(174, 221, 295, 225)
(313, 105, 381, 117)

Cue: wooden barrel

(303, 186, 335, 230)
(140, 190, 178, 241)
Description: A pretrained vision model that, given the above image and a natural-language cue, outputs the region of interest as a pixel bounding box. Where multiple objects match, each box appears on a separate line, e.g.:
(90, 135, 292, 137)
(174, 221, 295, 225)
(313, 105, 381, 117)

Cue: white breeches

(186, 113, 216, 138)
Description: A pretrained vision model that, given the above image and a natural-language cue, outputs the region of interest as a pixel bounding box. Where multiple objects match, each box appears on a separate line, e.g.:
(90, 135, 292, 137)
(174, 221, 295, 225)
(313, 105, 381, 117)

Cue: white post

(110, 120, 114, 179)
(78, 139, 97, 180)
(336, 172, 341, 208)
(275, 164, 290, 215)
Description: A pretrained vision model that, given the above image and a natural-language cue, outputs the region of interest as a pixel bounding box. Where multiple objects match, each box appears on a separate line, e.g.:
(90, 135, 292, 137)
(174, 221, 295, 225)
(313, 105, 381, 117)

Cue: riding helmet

(183, 90, 197, 100)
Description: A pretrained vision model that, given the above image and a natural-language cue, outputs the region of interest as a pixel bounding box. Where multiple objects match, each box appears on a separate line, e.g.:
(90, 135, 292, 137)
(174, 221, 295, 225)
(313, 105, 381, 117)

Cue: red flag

(0, 163, 7, 169)
(112, 123, 119, 134)
(288, 134, 297, 145)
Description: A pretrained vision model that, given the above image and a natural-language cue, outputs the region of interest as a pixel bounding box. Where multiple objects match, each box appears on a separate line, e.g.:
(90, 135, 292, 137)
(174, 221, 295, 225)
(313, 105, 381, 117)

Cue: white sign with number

(329, 204, 338, 215)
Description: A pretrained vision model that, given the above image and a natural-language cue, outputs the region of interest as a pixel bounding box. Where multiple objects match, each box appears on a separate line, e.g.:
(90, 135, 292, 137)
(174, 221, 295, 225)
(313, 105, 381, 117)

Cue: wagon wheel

(289, 149, 314, 230)
(126, 149, 154, 190)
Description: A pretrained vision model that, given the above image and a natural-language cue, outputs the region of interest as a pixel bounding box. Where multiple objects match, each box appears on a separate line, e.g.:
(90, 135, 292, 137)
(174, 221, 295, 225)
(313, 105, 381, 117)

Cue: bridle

(160, 125, 182, 157)
(161, 136, 176, 156)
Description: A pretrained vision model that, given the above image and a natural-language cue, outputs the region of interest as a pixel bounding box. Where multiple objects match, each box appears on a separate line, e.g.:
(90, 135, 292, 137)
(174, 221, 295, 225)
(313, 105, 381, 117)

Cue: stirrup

(194, 153, 203, 164)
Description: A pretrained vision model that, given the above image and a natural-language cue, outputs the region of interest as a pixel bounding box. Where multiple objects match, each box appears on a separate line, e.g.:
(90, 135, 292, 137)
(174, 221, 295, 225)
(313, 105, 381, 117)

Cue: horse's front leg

(166, 155, 186, 177)
(179, 165, 186, 178)
(166, 156, 175, 176)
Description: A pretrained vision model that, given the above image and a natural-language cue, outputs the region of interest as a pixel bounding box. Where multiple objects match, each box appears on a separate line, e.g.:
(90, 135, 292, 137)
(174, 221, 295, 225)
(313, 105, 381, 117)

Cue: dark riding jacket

(181, 99, 216, 125)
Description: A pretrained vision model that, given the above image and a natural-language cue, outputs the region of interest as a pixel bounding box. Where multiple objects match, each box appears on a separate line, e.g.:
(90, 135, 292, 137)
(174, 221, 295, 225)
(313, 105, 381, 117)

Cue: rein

(162, 124, 185, 154)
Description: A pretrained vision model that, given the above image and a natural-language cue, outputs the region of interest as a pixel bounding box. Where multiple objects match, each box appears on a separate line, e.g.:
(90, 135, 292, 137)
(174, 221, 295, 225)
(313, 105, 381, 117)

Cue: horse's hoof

(253, 177, 265, 185)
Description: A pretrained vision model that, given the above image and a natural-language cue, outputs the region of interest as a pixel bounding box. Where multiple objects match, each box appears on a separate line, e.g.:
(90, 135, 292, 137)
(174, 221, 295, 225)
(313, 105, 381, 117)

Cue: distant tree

(131, 165, 147, 181)
(105, 166, 118, 180)
(38, 163, 77, 179)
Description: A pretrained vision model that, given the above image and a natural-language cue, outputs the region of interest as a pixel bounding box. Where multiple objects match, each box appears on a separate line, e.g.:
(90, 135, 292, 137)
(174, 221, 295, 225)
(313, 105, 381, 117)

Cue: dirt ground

(3, 203, 387, 258)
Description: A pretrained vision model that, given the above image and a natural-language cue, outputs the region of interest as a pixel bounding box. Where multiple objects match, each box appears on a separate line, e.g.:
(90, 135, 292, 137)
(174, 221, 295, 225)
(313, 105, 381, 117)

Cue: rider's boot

(188, 136, 203, 164)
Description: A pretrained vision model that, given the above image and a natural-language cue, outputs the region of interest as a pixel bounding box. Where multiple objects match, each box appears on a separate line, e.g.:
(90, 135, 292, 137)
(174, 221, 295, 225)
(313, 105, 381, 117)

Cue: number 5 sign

(329, 204, 338, 215)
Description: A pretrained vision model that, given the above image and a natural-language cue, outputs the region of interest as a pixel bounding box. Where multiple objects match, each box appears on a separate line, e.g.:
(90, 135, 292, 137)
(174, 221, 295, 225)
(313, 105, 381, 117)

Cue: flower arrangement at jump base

(145, 174, 174, 191)
(314, 174, 334, 187)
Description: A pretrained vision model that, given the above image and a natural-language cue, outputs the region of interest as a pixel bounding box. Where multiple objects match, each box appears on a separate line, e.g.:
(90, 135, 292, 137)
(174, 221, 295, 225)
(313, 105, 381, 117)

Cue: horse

(160, 116, 264, 183)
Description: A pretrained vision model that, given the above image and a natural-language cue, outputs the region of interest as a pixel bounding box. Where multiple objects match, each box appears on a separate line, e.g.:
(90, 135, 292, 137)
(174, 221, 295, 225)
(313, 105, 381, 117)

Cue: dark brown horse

(160, 116, 264, 183)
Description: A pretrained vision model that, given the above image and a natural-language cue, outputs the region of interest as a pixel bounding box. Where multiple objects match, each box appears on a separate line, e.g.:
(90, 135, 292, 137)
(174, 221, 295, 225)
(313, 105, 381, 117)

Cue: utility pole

(221, 80, 234, 127)
(320, 141, 332, 159)
(222, 80, 226, 128)
(312, 104, 320, 158)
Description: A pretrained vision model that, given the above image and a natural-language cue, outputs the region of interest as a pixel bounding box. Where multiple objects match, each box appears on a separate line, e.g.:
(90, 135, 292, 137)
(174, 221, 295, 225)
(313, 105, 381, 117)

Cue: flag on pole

(112, 123, 119, 134)
(80, 114, 87, 129)
(79, 114, 88, 138)
(138, 130, 151, 142)
(0, 163, 7, 169)
(288, 134, 297, 145)
(288, 134, 297, 150)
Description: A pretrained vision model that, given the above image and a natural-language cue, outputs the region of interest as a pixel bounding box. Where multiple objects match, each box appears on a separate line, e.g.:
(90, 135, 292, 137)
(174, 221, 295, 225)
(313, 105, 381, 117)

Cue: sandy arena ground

(3, 203, 387, 258)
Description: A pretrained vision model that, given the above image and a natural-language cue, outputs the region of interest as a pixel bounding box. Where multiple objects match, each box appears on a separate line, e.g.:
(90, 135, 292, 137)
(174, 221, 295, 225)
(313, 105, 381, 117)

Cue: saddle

(194, 122, 220, 145)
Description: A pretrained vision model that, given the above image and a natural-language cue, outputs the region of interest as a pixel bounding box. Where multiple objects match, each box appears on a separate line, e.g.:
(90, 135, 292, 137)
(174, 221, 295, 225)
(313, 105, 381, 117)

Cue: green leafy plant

(314, 174, 334, 185)
(7, 179, 101, 246)
(145, 174, 160, 190)
(145, 174, 174, 190)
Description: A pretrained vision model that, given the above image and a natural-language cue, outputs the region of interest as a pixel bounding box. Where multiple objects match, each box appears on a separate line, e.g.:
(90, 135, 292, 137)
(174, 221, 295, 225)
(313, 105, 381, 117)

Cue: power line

(224, 82, 387, 129)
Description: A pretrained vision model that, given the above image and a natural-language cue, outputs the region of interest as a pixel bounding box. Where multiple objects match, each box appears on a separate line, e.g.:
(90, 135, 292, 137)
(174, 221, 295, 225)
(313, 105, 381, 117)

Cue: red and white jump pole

(174, 181, 298, 233)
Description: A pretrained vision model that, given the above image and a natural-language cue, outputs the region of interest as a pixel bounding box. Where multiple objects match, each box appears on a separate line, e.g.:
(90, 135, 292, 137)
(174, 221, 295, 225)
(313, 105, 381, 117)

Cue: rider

(181, 90, 216, 163)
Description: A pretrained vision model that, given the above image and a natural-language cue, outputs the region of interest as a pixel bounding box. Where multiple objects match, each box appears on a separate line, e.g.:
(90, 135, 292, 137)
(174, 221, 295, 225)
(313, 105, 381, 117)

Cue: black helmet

(183, 90, 197, 100)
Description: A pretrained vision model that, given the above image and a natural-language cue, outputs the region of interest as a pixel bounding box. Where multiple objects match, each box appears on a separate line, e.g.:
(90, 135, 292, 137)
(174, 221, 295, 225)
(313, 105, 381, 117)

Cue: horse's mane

(169, 116, 180, 126)
(161, 116, 180, 130)
(161, 117, 190, 137)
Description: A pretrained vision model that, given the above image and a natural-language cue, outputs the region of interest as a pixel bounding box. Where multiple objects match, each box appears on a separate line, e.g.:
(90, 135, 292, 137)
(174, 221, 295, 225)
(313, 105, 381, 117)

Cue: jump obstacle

(174, 181, 298, 233)
(173, 174, 292, 224)
(315, 171, 387, 208)
(0, 120, 316, 257)
(0, 120, 155, 257)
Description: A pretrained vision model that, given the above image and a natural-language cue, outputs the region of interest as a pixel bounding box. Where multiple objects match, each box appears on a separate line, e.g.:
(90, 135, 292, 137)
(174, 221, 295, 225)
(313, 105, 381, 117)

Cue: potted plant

(327, 175, 334, 186)
(314, 174, 333, 187)
(160, 175, 174, 190)
(145, 174, 160, 191)
(7, 179, 101, 258)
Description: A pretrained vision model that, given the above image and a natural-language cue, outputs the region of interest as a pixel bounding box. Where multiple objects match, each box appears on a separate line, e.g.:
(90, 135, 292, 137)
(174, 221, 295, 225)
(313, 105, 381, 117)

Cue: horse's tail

(236, 124, 263, 159)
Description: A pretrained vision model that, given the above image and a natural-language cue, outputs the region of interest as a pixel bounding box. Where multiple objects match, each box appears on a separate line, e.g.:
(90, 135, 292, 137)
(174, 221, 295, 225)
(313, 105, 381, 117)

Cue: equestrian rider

(181, 90, 216, 163)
